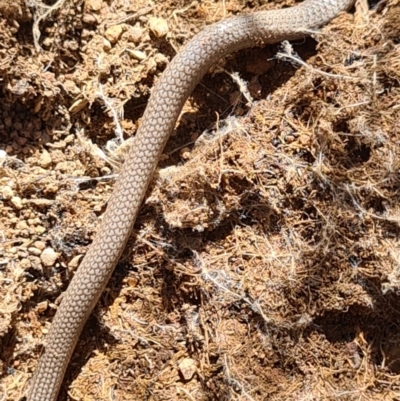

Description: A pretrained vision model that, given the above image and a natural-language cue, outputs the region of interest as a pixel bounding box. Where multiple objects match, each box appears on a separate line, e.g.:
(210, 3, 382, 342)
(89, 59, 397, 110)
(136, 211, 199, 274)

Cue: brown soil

(1, 0, 400, 400)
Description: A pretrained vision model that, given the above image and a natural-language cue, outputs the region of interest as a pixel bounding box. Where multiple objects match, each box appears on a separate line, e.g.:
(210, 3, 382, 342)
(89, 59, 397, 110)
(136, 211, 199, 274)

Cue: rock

(0, 149, 7, 159)
(28, 199, 55, 208)
(154, 53, 168, 68)
(33, 241, 46, 251)
(36, 300, 49, 313)
(178, 358, 196, 381)
(148, 17, 169, 38)
(127, 26, 144, 43)
(35, 226, 46, 235)
(40, 248, 59, 267)
(55, 161, 75, 172)
(11, 196, 23, 210)
(39, 149, 52, 168)
(28, 247, 42, 256)
(82, 13, 97, 25)
(62, 81, 81, 98)
(65, 134, 75, 144)
(128, 49, 146, 61)
(1, 185, 13, 200)
(146, 57, 157, 74)
(68, 254, 83, 269)
(103, 38, 112, 52)
(105, 25, 124, 44)
(20, 258, 31, 269)
(16, 220, 28, 230)
(85, 0, 102, 11)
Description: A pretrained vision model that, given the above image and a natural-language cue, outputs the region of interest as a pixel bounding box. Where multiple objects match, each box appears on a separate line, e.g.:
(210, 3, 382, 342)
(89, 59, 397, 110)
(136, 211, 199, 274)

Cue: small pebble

(82, 13, 97, 25)
(127, 26, 144, 43)
(128, 49, 146, 61)
(103, 38, 112, 52)
(11, 196, 23, 210)
(39, 149, 52, 168)
(28, 247, 42, 256)
(63, 81, 81, 97)
(36, 301, 49, 313)
(68, 254, 83, 269)
(65, 134, 75, 144)
(146, 57, 157, 74)
(16, 220, 29, 230)
(29, 256, 42, 271)
(85, 0, 102, 11)
(28, 199, 54, 208)
(154, 53, 168, 67)
(178, 358, 196, 381)
(40, 248, 59, 267)
(34, 241, 46, 251)
(180, 147, 191, 160)
(35, 226, 46, 235)
(55, 161, 74, 172)
(105, 25, 124, 44)
(6, 179, 16, 189)
(148, 17, 169, 38)
(20, 258, 31, 269)
(1, 186, 13, 200)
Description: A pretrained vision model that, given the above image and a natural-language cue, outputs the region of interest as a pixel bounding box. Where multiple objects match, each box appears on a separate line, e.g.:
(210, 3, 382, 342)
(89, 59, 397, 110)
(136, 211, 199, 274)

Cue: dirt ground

(1, 0, 400, 400)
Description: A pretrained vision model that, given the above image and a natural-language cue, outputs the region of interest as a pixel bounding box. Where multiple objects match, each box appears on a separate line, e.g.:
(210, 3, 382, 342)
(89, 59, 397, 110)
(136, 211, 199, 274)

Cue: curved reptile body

(27, 1, 355, 399)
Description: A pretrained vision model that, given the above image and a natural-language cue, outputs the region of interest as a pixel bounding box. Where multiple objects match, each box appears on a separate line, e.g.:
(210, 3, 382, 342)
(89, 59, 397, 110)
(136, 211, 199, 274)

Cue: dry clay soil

(1, 0, 400, 400)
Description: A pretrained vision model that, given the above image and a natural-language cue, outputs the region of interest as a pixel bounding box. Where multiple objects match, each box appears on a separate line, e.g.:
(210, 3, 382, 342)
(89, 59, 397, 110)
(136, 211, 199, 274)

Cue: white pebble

(40, 248, 59, 267)
(149, 17, 169, 38)
(11, 196, 23, 210)
(1, 185, 14, 200)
